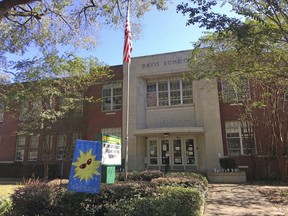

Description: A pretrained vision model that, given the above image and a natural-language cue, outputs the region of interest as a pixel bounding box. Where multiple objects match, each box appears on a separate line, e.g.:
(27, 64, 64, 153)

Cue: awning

(134, 127, 204, 136)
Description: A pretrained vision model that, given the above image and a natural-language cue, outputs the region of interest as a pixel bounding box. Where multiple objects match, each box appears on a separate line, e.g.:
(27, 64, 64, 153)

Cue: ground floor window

(56, 134, 67, 160)
(28, 136, 39, 161)
(225, 121, 255, 155)
(70, 132, 82, 159)
(42, 135, 53, 160)
(101, 127, 122, 138)
(147, 136, 196, 167)
(15, 136, 26, 161)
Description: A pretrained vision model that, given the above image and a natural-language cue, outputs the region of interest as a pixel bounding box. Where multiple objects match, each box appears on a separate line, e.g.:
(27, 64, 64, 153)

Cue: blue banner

(68, 140, 102, 194)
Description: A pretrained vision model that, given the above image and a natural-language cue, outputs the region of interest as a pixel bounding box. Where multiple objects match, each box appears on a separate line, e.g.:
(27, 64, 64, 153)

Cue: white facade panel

(122, 50, 223, 172)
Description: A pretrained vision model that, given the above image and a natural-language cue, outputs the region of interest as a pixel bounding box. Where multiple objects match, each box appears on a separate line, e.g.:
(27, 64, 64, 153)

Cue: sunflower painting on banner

(68, 140, 102, 194)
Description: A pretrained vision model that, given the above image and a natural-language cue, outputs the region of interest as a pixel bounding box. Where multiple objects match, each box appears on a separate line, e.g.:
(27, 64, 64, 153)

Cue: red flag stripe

(123, 10, 132, 63)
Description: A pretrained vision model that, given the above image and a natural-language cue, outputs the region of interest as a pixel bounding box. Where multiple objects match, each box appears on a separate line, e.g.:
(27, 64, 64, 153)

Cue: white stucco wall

(122, 50, 223, 172)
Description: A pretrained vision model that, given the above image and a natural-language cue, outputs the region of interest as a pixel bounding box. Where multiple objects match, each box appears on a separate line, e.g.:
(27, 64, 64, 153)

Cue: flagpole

(125, 60, 130, 181)
(123, 0, 132, 181)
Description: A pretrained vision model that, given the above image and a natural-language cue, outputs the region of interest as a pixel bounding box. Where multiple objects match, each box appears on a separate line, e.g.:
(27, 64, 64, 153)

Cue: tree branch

(0, 0, 40, 20)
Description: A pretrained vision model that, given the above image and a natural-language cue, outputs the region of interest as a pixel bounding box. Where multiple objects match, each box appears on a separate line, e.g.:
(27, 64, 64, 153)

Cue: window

(28, 136, 39, 161)
(149, 140, 158, 164)
(222, 80, 250, 103)
(225, 121, 255, 155)
(146, 77, 193, 107)
(101, 127, 122, 138)
(0, 103, 4, 122)
(102, 83, 122, 111)
(15, 136, 25, 161)
(59, 93, 83, 117)
(42, 135, 53, 160)
(70, 132, 81, 159)
(19, 101, 29, 121)
(185, 139, 195, 165)
(56, 134, 66, 160)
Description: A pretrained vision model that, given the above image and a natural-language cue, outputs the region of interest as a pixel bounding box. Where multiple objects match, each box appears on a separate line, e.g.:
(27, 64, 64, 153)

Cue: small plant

(0, 196, 12, 216)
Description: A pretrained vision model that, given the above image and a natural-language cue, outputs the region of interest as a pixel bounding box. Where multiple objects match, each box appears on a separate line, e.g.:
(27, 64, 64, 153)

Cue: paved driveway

(205, 184, 288, 216)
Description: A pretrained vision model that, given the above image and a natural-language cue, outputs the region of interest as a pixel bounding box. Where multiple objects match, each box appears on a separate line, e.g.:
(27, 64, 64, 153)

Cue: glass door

(149, 140, 158, 165)
(173, 139, 182, 165)
(161, 139, 170, 165)
(185, 139, 195, 165)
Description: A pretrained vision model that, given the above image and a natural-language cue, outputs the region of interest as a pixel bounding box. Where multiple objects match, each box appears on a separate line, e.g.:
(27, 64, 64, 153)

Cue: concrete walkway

(205, 184, 288, 216)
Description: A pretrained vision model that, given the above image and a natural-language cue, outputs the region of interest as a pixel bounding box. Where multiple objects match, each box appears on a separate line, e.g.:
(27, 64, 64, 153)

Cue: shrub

(0, 196, 12, 216)
(122, 170, 164, 181)
(106, 186, 204, 216)
(9, 179, 53, 216)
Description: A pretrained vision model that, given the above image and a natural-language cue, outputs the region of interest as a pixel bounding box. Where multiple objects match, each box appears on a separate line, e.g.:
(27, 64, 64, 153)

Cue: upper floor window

(19, 101, 29, 121)
(146, 77, 193, 107)
(59, 93, 83, 117)
(222, 80, 250, 103)
(102, 83, 122, 111)
(15, 136, 26, 161)
(0, 103, 4, 122)
(225, 121, 255, 155)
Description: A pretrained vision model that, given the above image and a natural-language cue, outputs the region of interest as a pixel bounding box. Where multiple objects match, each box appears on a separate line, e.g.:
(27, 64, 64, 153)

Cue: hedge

(7, 171, 207, 216)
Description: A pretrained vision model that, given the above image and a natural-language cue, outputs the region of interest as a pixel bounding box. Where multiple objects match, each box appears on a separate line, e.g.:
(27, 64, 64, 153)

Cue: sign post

(96, 133, 121, 184)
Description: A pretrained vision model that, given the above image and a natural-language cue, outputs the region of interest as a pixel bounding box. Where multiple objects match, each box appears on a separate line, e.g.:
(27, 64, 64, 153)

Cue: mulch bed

(258, 187, 288, 205)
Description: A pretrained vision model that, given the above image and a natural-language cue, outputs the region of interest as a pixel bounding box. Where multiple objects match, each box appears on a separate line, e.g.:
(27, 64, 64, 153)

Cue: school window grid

(102, 83, 122, 111)
(56, 134, 67, 160)
(42, 135, 53, 160)
(225, 121, 255, 155)
(221, 80, 250, 103)
(146, 77, 193, 107)
(101, 127, 122, 138)
(28, 136, 39, 161)
(0, 103, 4, 122)
(15, 136, 26, 161)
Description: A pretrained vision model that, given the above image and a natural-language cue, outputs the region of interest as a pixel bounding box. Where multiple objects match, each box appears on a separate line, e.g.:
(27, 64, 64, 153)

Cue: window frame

(56, 134, 67, 160)
(221, 80, 250, 103)
(225, 121, 255, 156)
(0, 103, 4, 122)
(101, 83, 122, 112)
(28, 136, 39, 161)
(146, 77, 193, 108)
(15, 136, 26, 161)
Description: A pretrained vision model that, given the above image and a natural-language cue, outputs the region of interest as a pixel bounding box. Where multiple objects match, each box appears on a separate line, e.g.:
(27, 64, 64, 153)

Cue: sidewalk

(205, 184, 288, 216)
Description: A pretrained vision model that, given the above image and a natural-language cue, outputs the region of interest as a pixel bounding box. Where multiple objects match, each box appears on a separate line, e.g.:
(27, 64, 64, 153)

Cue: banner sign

(68, 140, 102, 194)
(99, 134, 121, 165)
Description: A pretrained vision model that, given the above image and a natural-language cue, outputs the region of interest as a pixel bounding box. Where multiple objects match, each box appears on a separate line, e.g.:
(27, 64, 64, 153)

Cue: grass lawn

(0, 184, 21, 198)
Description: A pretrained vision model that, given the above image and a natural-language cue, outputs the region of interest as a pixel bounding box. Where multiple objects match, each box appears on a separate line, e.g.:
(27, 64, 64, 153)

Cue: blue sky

(75, 2, 239, 66)
(5, 2, 239, 67)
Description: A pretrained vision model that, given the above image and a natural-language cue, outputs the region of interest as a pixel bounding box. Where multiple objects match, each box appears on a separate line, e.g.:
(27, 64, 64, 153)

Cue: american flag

(123, 9, 132, 63)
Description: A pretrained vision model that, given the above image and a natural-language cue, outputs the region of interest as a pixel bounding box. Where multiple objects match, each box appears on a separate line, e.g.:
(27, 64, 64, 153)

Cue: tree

(178, 0, 288, 179)
(0, 52, 111, 178)
(0, 0, 168, 80)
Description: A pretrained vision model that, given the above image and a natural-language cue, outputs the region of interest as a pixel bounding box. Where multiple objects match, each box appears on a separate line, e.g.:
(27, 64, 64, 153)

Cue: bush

(106, 186, 204, 216)
(0, 196, 12, 216)
(117, 170, 164, 182)
(9, 179, 53, 216)
(7, 172, 207, 216)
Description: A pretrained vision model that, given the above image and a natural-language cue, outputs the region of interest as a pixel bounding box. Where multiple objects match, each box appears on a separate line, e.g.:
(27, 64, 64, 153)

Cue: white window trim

(28, 136, 39, 161)
(221, 80, 251, 103)
(146, 77, 193, 108)
(102, 82, 122, 112)
(226, 121, 255, 156)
